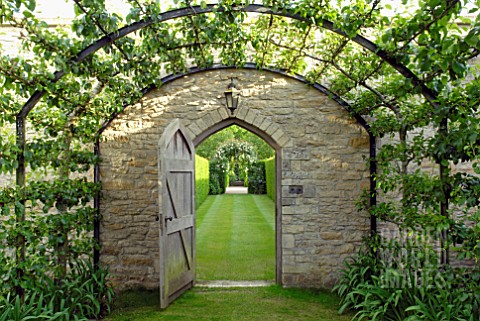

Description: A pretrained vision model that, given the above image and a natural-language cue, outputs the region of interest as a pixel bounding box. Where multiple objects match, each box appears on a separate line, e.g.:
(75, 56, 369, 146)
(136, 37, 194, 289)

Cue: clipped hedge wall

(209, 159, 227, 195)
(264, 157, 275, 200)
(248, 160, 266, 194)
(195, 155, 209, 208)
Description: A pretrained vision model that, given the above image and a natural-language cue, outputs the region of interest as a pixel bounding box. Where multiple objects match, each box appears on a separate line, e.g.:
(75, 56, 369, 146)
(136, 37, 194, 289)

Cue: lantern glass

(224, 78, 240, 115)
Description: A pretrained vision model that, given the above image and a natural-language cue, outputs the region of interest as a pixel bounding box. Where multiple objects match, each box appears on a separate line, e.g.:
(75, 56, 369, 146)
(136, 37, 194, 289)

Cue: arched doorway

(98, 68, 370, 293)
(157, 117, 281, 308)
(194, 119, 282, 284)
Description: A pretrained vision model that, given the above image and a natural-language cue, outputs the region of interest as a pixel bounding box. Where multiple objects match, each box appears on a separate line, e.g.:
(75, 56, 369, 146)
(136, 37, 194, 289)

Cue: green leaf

(465, 31, 479, 47)
(23, 10, 33, 18)
(452, 60, 465, 75)
(25, 0, 36, 12)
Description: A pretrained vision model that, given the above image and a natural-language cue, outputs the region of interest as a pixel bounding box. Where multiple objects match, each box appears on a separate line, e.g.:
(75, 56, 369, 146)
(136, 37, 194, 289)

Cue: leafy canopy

(0, 0, 479, 313)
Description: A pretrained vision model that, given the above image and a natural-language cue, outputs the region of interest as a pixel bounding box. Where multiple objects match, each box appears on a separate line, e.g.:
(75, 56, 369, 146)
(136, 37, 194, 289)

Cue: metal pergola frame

(13, 3, 444, 265)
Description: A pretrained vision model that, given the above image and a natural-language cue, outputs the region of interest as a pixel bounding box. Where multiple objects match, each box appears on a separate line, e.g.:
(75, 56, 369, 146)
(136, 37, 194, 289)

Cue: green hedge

(209, 159, 227, 195)
(195, 155, 209, 208)
(248, 160, 266, 194)
(264, 157, 275, 200)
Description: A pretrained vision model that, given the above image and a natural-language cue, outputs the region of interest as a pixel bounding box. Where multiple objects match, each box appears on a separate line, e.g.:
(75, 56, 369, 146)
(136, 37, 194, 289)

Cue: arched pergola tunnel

(2, 0, 479, 296)
(11, 0, 454, 226)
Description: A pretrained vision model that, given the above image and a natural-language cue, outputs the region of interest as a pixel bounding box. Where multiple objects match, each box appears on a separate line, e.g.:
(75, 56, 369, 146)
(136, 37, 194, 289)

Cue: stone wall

(1, 16, 477, 293)
(100, 69, 370, 290)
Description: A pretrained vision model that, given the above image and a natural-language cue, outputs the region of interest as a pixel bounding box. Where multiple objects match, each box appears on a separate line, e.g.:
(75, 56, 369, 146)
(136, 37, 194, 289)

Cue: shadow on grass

(105, 286, 353, 321)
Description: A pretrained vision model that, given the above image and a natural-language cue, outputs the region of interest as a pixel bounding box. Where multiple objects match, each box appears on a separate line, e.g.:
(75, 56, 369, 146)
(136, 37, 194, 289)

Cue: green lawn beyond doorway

(196, 194, 275, 281)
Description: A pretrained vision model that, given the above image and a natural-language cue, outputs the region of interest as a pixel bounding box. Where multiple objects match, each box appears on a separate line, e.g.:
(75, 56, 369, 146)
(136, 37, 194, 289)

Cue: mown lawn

(196, 194, 275, 281)
(104, 286, 353, 321)
(104, 194, 353, 320)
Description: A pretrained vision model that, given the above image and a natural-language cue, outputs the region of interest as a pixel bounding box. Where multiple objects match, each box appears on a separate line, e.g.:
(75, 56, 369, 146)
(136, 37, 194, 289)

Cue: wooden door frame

(158, 119, 196, 308)
(193, 118, 283, 285)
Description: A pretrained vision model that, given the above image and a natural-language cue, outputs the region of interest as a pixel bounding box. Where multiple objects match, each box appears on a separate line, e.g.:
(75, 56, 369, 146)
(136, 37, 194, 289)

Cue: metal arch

(15, 3, 408, 261)
(98, 63, 371, 134)
(17, 3, 439, 119)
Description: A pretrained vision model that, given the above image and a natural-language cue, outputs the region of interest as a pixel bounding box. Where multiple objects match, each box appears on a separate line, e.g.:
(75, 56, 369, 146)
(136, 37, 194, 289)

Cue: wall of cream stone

(99, 69, 370, 290)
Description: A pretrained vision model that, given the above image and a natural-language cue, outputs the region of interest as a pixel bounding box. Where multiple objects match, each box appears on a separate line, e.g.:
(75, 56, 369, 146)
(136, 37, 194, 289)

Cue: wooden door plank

(165, 176, 193, 270)
(166, 215, 194, 234)
(167, 275, 194, 304)
(164, 160, 193, 171)
(168, 270, 195, 292)
(159, 120, 196, 309)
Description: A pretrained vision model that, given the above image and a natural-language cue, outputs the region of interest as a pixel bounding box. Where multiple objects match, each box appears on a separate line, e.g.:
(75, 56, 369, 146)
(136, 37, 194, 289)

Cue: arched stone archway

(99, 68, 370, 290)
(193, 117, 286, 284)
(192, 111, 287, 149)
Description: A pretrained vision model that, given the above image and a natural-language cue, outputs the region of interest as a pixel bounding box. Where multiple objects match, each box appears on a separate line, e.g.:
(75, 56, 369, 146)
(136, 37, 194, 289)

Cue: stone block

(259, 118, 273, 132)
(188, 122, 202, 136)
(245, 109, 258, 124)
(252, 113, 265, 128)
(202, 112, 216, 128)
(195, 117, 208, 133)
(276, 133, 291, 147)
(210, 108, 223, 124)
(265, 122, 280, 136)
(282, 205, 311, 215)
(236, 105, 249, 120)
(102, 179, 135, 190)
(271, 128, 285, 142)
(121, 254, 153, 266)
(283, 263, 310, 274)
(283, 148, 310, 160)
(320, 232, 343, 241)
(303, 185, 316, 198)
(282, 234, 295, 248)
(281, 197, 296, 206)
(335, 243, 355, 254)
(217, 106, 229, 120)
(283, 171, 310, 179)
(283, 225, 305, 234)
(282, 274, 298, 286)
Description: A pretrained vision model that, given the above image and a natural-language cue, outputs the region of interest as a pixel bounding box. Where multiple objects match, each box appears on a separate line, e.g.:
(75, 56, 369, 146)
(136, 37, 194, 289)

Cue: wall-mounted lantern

(224, 77, 240, 115)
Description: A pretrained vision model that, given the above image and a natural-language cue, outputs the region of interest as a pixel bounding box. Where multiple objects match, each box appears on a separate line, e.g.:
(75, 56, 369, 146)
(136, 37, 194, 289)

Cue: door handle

(165, 216, 173, 222)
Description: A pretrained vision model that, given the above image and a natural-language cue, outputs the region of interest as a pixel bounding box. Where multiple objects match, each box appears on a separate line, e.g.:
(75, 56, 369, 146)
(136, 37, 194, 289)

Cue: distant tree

(213, 139, 257, 184)
(197, 128, 235, 159)
(197, 125, 274, 160)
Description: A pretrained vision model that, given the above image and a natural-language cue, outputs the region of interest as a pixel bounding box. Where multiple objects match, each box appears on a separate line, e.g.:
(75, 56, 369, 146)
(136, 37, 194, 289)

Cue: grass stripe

(195, 195, 216, 229)
(252, 195, 275, 231)
(196, 195, 233, 280)
(196, 194, 275, 281)
(229, 194, 275, 280)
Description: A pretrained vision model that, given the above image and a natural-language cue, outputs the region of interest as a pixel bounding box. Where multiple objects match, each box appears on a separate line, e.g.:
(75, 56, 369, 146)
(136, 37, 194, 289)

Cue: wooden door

(159, 120, 195, 309)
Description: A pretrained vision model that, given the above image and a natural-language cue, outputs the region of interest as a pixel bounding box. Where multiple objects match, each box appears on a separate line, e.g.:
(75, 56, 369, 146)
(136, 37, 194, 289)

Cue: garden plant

(0, 0, 479, 319)
(209, 139, 256, 193)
